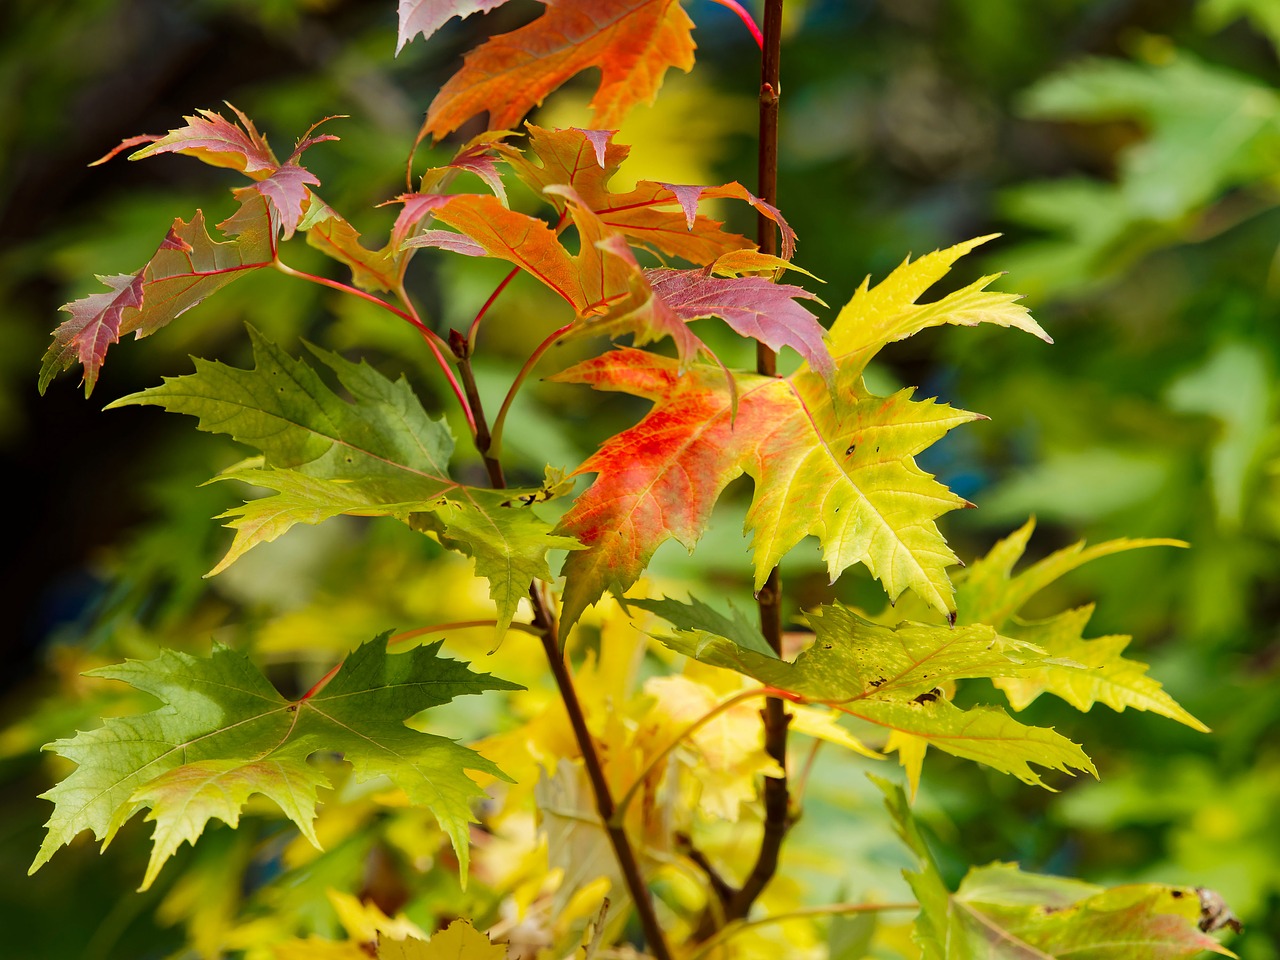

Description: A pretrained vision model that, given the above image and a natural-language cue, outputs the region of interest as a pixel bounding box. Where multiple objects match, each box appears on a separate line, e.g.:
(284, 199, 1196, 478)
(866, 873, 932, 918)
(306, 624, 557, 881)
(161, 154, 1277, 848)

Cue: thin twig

(450, 330, 505, 486)
(528, 581, 674, 960)
(488, 320, 575, 459)
(677, 834, 735, 905)
(273, 258, 477, 434)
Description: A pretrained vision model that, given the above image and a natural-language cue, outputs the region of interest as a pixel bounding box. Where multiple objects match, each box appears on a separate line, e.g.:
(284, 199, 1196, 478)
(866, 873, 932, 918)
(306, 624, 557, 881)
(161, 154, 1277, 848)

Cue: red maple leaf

(552, 237, 1049, 630)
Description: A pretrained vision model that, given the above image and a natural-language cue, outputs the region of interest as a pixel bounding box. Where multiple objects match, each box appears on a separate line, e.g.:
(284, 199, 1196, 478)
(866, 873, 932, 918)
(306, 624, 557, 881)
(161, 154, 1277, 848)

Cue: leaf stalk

(272, 258, 477, 434)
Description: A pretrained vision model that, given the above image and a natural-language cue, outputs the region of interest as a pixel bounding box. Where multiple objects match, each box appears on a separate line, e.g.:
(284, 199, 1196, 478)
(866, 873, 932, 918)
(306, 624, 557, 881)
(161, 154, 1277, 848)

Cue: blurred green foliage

(2, 0, 1278, 957)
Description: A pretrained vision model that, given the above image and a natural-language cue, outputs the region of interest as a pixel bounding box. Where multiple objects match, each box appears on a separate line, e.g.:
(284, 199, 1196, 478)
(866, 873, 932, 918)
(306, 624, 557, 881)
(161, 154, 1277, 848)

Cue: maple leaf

(956, 519, 1203, 730)
(388, 135, 517, 271)
(109, 327, 579, 632)
(299, 195, 401, 293)
(378, 919, 509, 957)
(654, 600, 1091, 789)
(553, 236, 1045, 629)
(498, 125, 792, 265)
(428, 193, 598, 312)
(958, 517, 1184, 628)
(827, 235, 1051, 373)
(40, 193, 274, 396)
(426, 188, 822, 375)
(627, 595, 776, 658)
(396, 0, 511, 53)
(642, 267, 830, 381)
(878, 778, 1237, 959)
(420, 0, 697, 142)
(120, 106, 337, 240)
(31, 637, 521, 888)
(554, 351, 977, 629)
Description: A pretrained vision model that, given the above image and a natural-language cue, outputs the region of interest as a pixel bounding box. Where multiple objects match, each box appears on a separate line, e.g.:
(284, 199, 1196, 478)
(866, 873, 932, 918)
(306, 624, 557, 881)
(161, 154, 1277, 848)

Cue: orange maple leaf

(420, 0, 696, 142)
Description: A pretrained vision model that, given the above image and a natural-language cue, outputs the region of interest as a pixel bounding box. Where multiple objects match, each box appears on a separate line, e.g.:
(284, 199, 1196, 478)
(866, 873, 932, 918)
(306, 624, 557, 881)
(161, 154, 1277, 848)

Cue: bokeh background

(2, 0, 1278, 957)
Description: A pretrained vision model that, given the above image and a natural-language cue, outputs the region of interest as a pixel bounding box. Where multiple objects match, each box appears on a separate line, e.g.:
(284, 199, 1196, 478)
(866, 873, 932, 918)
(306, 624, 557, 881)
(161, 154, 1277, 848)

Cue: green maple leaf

(628, 594, 777, 659)
(552, 236, 1047, 630)
(958, 519, 1204, 730)
(31, 637, 520, 889)
(656, 601, 1093, 789)
(109, 327, 579, 633)
(878, 778, 1237, 959)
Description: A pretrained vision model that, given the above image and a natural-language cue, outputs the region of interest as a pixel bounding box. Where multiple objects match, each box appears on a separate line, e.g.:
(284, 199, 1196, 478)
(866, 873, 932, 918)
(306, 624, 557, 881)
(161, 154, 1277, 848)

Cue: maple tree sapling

(28, 1, 1241, 957)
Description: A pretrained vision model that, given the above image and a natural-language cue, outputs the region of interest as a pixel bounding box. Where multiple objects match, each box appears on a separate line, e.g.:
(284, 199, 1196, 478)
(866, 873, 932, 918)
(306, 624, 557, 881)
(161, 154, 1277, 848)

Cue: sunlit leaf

(109, 328, 578, 632)
(878, 778, 1237, 959)
(31, 637, 520, 887)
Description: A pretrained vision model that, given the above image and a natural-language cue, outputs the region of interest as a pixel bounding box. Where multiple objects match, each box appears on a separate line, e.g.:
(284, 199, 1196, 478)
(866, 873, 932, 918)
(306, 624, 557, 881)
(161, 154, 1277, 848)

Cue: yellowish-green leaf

(995, 605, 1208, 731)
(658, 602, 1047, 702)
(878, 778, 1237, 959)
(378, 919, 507, 958)
(133, 758, 327, 890)
(827, 235, 1050, 377)
(31, 637, 520, 888)
(957, 519, 1201, 730)
(109, 327, 576, 632)
(658, 602, 1092, 787)
(958, 518, 1186, 630)
(867, 698, 1094, 791)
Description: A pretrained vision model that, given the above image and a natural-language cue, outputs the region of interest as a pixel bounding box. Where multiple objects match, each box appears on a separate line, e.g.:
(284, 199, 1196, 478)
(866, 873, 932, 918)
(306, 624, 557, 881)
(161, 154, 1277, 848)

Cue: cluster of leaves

(15, 0, 1261, 958)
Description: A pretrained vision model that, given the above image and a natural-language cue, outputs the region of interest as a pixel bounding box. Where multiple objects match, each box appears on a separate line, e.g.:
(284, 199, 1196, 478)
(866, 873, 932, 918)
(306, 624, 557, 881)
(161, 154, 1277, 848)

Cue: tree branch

(731, 0, 795, 923)
(453, 338, 674, 960)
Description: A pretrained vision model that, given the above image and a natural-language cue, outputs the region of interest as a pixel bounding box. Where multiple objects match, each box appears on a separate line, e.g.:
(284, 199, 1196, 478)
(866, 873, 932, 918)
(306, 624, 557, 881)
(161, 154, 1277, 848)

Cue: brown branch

(453, 345, 673, 960)
(731, 0, 795, 923)
(689, 1, 794, 936)
(677, 833, 734, 904)
(449, 329, 505, 488)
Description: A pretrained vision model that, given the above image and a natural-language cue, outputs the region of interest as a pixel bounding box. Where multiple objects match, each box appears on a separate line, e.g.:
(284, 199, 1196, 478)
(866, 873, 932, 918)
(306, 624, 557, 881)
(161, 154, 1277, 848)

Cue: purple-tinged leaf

(100, 107, 337, 240)
(396, 0, 511, 53)
(645, 268, 832, 380)
(577, 128, 615, 167)
(127, 105, 279, 174)
(41, 195, 274, 396)
(660, 183, 705, 229)
(391, 194, 453, 248)
(40, 273, 144, 396)
(401, 230, 488, 257)
(253, 164, 320, 240)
